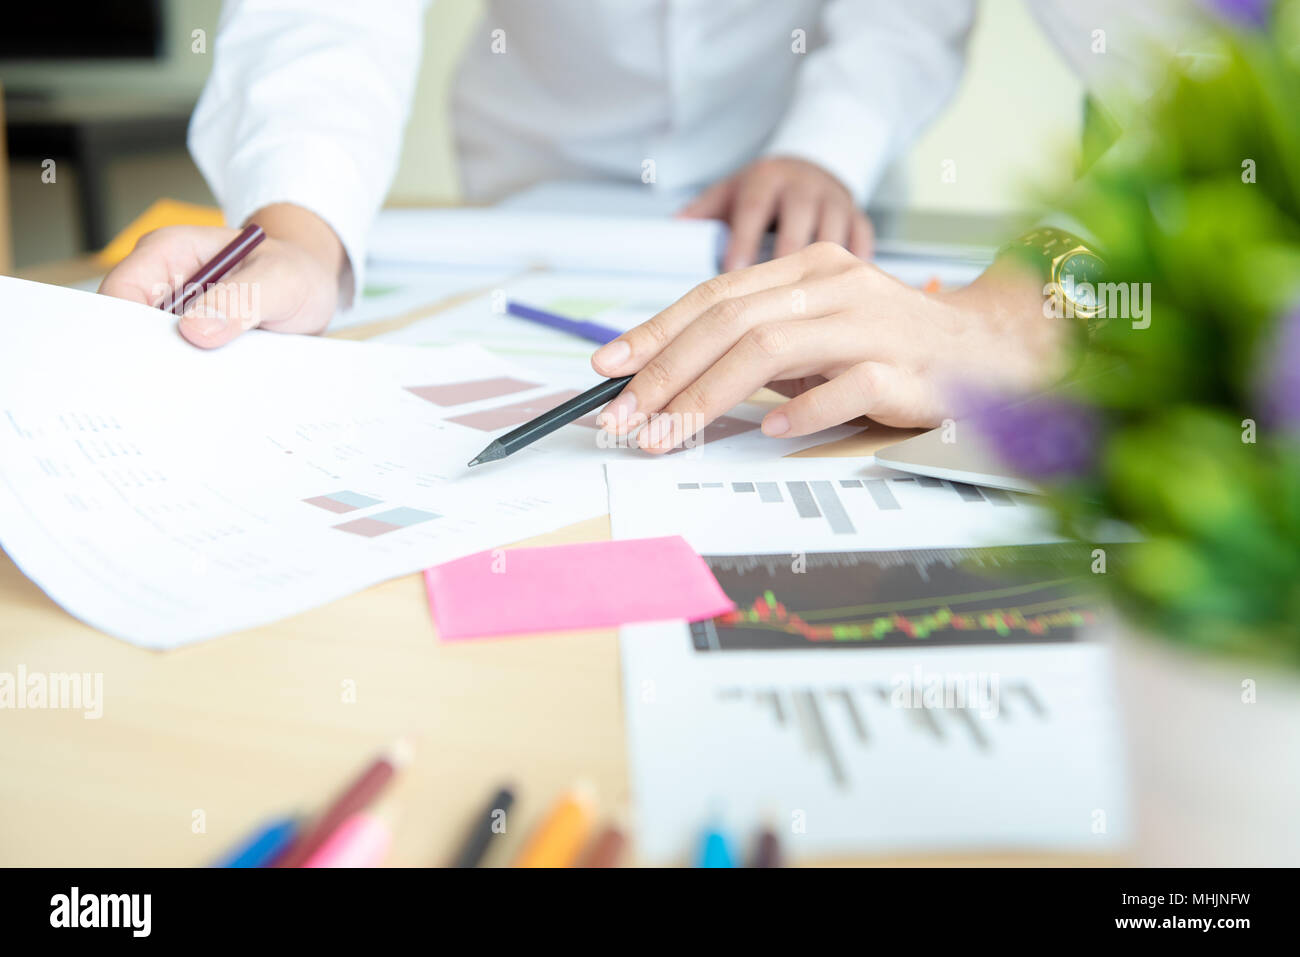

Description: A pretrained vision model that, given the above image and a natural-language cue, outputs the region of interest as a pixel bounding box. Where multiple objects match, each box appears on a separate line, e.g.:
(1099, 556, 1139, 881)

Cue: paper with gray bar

(607, 459, 1128, 863)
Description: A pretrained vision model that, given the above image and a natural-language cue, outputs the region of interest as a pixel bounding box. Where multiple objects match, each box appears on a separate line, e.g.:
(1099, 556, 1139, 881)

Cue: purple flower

(1201, 0, 1274, 27)
(1256, 305, 1300, 431)
(961, 389, 1101, 481)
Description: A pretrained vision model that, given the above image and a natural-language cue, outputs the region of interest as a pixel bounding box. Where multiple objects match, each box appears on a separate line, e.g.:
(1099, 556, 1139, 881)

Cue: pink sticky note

(424, 536, 734, 640)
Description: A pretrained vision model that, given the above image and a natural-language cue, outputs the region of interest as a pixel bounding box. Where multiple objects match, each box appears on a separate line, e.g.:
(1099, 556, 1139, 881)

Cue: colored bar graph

(302, 490, 382, 514)
(334, 507, 438, 537)
(404, 376, 538, 406)
(446, 390, 587, 432)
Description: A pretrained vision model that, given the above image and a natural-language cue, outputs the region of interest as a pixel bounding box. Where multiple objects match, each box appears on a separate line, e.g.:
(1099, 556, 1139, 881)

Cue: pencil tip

(467, 457, 483, 468)
(387, 737, 415, 768)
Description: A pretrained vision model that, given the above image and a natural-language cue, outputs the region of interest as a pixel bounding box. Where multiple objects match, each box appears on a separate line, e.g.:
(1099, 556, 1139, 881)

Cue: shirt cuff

(763, 90, 895, 207)
(197, 136, 369, 311)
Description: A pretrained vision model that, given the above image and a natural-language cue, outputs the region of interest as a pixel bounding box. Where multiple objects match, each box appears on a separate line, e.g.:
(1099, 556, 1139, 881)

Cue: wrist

(937, 258, 1073, 383)
(247, 203, 347, 281)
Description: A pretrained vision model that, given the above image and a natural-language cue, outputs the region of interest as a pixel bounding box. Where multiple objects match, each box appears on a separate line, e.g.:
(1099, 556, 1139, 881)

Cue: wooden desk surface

(0, 268, 1097, 867)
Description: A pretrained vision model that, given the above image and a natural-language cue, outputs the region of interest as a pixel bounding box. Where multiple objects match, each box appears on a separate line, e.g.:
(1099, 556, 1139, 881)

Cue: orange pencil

(513, 784, 595, 868)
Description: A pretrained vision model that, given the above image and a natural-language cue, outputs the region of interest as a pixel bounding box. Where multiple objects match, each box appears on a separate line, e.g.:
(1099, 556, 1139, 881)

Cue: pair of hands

(101, 159, 1059, 444)
(100, 157, 867, 347)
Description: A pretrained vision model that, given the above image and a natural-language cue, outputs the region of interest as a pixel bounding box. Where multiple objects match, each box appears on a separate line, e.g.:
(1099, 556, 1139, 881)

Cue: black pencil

(449, 786, 515, 868)
(466, 375, 634, 467)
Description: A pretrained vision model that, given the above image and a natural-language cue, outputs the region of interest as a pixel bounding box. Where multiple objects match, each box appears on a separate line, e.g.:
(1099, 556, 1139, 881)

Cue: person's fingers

(591, 252, 814, 378)
(815, 202, 852, 249)
(99, 226, 240, 307)
(636, 314, 874, 452)
(599, 282, 841, 433)
(848, 212, 875, 260)
(771, 191, 820, 259)
(722, 175, 780, 272)
(177, 277, 265, 349)
(762, 361, 943, 436)
(677, 178, 734, 220)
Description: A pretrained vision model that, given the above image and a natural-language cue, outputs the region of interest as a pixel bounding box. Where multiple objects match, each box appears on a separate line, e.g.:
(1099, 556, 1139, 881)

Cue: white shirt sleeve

(188, 0, 429, 305)
(763, 0, 976, 206)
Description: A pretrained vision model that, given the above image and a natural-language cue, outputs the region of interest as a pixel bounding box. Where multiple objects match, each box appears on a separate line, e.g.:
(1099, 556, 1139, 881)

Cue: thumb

(177, 278, 265, 349)
(677, 178, 735, 220)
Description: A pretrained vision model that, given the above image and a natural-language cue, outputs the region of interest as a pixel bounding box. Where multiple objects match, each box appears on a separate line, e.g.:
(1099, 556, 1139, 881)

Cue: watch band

(1000, 227, 1109, 335)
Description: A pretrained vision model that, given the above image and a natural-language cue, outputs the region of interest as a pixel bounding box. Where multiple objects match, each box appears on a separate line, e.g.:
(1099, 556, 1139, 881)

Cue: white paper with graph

(607, 460, 1129, 862)
(0, 278, 849, 647)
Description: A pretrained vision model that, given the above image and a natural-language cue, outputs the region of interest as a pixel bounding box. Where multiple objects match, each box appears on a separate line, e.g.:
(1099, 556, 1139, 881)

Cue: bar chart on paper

(716, 678, 1050, 790)
(607, 461, 1060, 553)
(674, 476, 1025, 536)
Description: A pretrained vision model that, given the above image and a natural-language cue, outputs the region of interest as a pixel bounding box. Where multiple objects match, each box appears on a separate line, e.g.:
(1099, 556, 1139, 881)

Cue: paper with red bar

(424, 536, 734, 640)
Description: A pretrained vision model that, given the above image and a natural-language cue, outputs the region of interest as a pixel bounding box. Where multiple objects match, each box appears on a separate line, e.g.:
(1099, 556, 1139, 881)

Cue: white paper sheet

(367, 208, 726, 277)
(605, 459, 1128, 862)
(621, 619, 1129, 863)
(0, 278, 851, 647)
(497, 180, 701, 219)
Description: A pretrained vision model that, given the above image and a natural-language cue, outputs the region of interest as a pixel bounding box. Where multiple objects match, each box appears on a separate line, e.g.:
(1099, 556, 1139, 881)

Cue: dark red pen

(158, 222, 266, 316)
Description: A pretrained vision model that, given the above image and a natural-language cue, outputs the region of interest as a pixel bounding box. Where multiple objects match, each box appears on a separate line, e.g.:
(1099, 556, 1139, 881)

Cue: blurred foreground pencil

(214, 815, 299, 868)
(749, 826, 782, 868)
(450, 785, 516, 868)
(579, 820, 627, 868)
(696, 825, 736, 868)
(301, 812, 393, 868)
(513, 784, 595, 867)
(277, 738, 413, 868)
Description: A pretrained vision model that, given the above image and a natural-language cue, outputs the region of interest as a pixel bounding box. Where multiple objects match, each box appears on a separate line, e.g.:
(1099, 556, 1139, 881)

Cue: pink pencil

(300, 813, 392, 868)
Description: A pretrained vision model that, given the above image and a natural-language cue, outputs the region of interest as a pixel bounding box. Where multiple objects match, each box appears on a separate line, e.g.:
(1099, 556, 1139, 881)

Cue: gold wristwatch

(1002, 227, 1108, 328)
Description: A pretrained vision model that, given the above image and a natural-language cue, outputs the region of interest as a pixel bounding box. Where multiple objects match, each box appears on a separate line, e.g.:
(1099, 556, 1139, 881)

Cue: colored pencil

(506, 300, 622, 345)
(696, 825, 736, 868)
(301, 813, 392, 868)
(579, 822, 627, 868)
(449, 786, 516, 868)
(513, 784, 596, 868)
(277, 739, 413, 868)
(214, 815, 299, 868)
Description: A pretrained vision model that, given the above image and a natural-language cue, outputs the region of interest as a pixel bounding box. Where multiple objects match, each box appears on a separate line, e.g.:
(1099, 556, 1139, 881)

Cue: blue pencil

(215, 815, 300, 868)
(505, 300, 623, 346)
(695, 825, 736, 868)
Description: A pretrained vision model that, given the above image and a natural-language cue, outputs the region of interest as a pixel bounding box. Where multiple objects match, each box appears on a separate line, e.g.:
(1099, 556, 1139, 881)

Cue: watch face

(1058, 251, 1106, 314)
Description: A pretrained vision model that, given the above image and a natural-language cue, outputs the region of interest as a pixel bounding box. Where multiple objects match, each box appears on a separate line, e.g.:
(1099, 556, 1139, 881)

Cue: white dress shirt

(188, 0, 975, 298)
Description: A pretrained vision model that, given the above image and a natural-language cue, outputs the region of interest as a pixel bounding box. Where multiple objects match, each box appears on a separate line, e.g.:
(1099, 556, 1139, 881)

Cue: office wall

(5, 0, 1083, 267)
